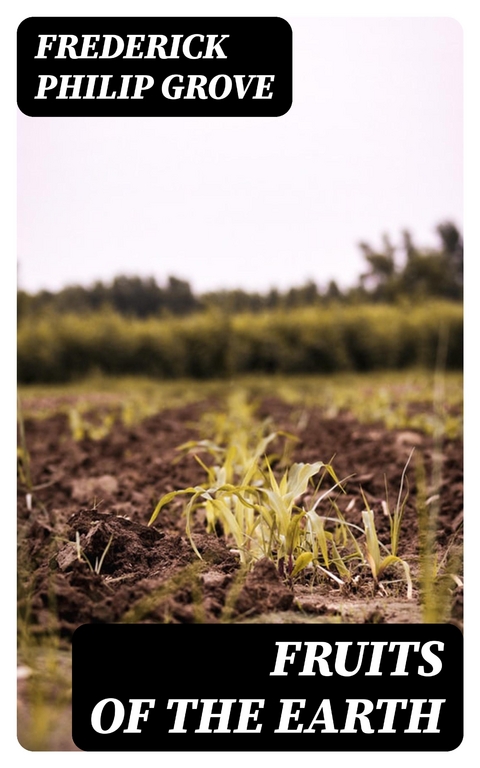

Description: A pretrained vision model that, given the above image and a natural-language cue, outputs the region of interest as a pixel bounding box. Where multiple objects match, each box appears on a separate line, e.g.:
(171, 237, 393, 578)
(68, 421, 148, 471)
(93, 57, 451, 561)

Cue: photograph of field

(16, 15, 463, 752)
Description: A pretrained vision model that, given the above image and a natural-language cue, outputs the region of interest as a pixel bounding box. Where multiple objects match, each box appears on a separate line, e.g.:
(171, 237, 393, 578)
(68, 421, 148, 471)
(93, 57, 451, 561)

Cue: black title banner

(72, 623, 463, 751)
(17, 17, 293, 117)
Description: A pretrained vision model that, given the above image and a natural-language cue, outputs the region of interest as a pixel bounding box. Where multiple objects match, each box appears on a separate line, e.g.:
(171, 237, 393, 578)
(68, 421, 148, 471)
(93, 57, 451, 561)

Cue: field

(17, 370, 463, 750)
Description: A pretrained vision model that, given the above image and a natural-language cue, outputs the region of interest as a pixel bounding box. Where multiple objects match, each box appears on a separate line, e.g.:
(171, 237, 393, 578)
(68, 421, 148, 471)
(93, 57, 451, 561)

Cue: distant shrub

(17, 302, 463, 384)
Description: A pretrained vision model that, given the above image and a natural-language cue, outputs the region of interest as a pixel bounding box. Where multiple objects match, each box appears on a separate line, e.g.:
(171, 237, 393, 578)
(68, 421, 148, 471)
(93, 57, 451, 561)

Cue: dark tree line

(17, 221, 462, 320)
(17, 275, 200, 320)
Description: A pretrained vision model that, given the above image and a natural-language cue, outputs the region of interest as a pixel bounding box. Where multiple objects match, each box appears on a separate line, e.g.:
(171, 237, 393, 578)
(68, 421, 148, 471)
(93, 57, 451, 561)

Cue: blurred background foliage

(17, 222, 463, 383)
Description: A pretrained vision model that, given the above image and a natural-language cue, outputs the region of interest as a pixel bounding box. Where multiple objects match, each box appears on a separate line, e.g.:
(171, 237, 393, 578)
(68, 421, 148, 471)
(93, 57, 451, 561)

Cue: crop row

(17, 301, 463, 383)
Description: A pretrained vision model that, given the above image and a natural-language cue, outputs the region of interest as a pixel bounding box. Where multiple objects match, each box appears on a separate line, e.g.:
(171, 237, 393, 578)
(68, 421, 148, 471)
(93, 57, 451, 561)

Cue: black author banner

(72, 623, 463, 751)
(17, 17, 292, 117)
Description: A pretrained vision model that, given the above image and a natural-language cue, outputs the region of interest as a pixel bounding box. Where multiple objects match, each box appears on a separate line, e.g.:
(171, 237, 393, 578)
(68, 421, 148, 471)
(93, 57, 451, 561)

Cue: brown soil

(17, 395, 463, 750)
(18, 397, 463, 636)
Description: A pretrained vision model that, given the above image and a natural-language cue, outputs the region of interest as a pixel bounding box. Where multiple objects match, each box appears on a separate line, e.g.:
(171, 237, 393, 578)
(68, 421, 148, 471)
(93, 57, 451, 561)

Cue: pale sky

(17, 16, 463, 296)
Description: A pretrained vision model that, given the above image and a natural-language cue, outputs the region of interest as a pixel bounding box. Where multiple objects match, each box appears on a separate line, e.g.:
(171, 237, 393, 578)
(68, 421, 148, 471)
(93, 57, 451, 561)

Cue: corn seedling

(175, 389, 297, 485)
(382, 447, 414, 558)
(416, 453, 462, 622)
(74, 531, 114, 575)
(17, 396, 34, 510)
(17, 396, 56, 514)
(150, 396, 415, 596)
(414, 332, 463, 622)
(68, 406, 117, 441)
(361, 500, 413, 599)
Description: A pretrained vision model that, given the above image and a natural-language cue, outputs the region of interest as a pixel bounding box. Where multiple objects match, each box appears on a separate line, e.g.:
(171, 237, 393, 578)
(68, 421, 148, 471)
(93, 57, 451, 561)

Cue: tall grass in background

(17, 301, 462, 384)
